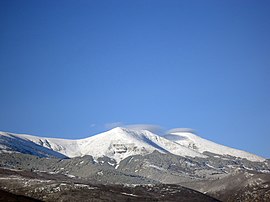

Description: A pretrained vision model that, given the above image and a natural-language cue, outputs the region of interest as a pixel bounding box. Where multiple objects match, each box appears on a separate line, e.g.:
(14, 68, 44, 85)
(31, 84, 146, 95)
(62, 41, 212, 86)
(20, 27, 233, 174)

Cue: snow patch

(108, 162, 115, 166)
(121, 192, 138, 197)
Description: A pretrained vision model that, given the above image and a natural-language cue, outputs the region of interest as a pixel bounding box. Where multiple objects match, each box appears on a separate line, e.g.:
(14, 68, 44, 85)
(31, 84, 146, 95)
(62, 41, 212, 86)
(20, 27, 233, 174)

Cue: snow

(10, 127, 203, 163)
(243, 165, 254, 171)
(259, 170, 270, 173)
(147, 164, 165, 171)
(128, 157, 134, 163)
(0, 127, 265, 163)
(74, 184, 96, 189)
(164, 130, 265, 162)
(107, 162, 115, 166)
(97, 171, 103, 176)
(66, 174, 75, 178)
(121, 192, 138, 197)
(0, 132, 67, 158)
(12, 133, 82, 157)
(205, 163, 217, 169)
(80, 127, 206, 162)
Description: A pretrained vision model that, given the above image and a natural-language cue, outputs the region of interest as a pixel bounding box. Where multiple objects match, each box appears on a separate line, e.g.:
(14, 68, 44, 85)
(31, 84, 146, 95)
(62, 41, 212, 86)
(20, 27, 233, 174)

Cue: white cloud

(90, 123, 96, 128)
(125, 124, 165, 135)
(104, 122, 123, 130)
(167, 128, 196, 134)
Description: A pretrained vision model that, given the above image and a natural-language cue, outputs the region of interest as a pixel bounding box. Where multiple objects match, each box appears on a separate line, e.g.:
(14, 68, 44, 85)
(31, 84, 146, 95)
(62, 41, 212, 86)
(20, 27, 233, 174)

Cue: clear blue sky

(0, 0, 269, 158)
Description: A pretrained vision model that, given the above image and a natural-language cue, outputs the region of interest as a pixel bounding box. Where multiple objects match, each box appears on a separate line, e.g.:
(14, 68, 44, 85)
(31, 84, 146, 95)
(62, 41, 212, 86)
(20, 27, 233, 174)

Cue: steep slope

(8, 133, 82, 157)
(164, 128, 264, 162)
(0, 132, 67, 158)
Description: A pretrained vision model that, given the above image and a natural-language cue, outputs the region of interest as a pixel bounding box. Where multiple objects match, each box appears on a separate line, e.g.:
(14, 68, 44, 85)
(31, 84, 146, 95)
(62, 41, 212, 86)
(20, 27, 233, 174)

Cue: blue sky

(0, 0, 269, 158)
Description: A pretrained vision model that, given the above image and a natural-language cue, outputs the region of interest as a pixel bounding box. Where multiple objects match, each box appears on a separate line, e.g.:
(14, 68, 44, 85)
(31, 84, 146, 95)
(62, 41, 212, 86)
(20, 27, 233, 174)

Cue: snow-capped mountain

(0, 128, 205, 162)
(164, 128, 264, 162)
(0, 127, 265, 162)
(0, 128, 268, 202)
(72, 127, 205, 162)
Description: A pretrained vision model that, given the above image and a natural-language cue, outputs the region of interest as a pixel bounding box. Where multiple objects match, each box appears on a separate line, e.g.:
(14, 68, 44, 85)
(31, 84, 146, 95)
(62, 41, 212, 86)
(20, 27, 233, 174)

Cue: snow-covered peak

(76, 127, 205, 163)
(164, 130, 265, 162)
(107, 126, 128, 134)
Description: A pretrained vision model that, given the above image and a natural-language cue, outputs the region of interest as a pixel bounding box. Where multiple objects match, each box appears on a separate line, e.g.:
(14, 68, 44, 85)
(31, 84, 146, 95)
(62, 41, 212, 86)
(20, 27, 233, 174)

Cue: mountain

(0, 127, 265, 163)
(0, 126, 269, 202)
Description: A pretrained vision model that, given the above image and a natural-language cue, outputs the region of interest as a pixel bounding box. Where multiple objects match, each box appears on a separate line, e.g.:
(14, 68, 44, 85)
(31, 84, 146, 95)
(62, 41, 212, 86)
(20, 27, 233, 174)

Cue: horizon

(1, 0, 269, 158)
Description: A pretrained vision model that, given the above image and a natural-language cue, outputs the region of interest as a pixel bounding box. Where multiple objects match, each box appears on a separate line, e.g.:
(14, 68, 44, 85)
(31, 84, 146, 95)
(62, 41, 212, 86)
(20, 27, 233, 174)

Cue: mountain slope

(0, 166, 220, 202)
(1, 152, 269, 202)
(164, 129, 264, 162)
(0, 132, 67, 158)
(8, 133, 82, 157)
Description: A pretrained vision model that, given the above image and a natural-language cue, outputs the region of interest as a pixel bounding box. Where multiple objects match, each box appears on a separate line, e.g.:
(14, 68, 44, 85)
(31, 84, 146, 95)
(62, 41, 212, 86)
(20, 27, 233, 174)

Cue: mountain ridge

(0, 127, 265, 163)
(164, 130, 264, 162)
